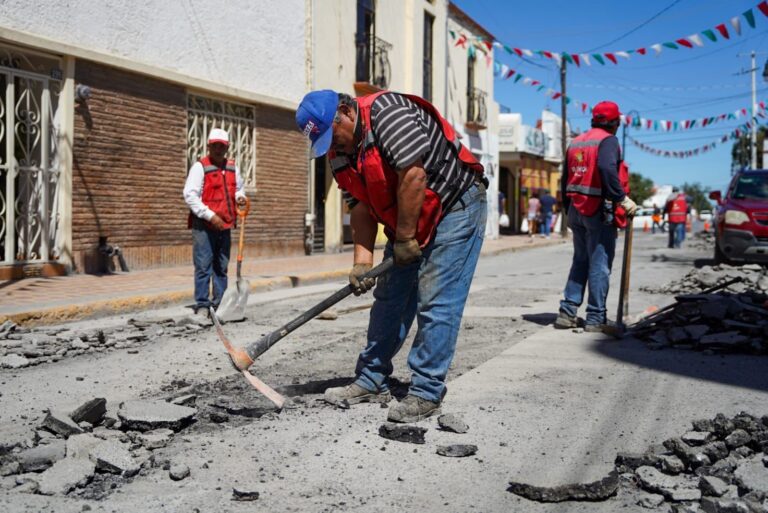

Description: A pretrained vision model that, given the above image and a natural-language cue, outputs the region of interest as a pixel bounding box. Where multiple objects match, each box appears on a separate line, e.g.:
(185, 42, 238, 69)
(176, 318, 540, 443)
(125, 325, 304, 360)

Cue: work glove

(620, 196, 638, 217)
(393, 238, 422, 267)
(349, 263, 375, 296)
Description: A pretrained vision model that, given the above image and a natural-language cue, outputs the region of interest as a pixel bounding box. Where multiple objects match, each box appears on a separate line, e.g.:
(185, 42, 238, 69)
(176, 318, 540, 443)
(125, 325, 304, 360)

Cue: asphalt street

(1, 231, 766, 512)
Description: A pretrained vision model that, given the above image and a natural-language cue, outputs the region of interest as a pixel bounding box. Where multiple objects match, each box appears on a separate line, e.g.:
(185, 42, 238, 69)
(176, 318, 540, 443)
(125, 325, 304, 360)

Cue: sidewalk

(0, 234, 564, 326)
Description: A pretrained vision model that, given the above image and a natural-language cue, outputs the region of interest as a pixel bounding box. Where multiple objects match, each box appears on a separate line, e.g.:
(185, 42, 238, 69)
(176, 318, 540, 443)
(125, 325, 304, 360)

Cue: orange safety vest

(330, 91, 484, 247)
(667, 194, 688, 224)
(187, 156, 238, 230)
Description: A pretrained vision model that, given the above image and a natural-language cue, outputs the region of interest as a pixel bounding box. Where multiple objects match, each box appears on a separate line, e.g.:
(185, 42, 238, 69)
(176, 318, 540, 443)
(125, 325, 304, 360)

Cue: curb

(1, 238, 564, 327)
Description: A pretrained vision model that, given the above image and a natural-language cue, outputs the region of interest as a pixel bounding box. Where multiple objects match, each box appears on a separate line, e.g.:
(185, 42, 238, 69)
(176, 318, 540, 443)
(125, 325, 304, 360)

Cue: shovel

(216, 196, 251, 323)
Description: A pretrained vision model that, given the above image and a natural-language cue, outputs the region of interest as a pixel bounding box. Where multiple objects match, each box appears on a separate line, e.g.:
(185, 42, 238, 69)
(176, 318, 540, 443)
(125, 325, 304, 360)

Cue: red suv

(709, 169, 768, 264)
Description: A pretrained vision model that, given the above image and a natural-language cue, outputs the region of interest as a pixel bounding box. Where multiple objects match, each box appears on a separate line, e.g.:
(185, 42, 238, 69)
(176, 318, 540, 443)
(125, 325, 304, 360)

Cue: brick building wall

(71, 60, 307, 273)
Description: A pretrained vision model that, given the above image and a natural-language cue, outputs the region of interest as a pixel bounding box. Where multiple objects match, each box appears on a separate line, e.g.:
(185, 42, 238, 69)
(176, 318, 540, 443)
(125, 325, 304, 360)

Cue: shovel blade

(216, 278, 250, 323)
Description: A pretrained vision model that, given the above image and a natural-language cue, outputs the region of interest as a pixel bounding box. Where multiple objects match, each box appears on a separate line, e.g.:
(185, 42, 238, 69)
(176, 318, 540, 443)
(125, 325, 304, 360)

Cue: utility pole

(737, 50, 764, 169)
(559, 59, 568, 237)
(751, 50, 757, 169)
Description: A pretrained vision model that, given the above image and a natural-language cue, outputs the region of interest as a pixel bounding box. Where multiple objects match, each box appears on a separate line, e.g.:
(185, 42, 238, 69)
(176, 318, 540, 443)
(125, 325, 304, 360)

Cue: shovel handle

(236, 197, 249, 274)
(241, 257, 394, 365)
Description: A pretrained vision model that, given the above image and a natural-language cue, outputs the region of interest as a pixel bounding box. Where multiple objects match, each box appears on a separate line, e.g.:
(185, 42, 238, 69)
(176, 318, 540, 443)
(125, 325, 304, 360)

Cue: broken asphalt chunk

(436, 444, 477, 457)
(89, 440, 140, 477)
(507, 470, 619, 502)
(169, 463, 190, 481)
(16, 440, 66, 472)
(36, 458, 95, 495)
(70, 398, 106, 426)
(232, 487, 260, 501)
(635, 466, 702, 502)
(117, 400, 196, 432)
(40, 410, 84, 438)
(378, 423, 427, 444)
(437, 413, 469, 434)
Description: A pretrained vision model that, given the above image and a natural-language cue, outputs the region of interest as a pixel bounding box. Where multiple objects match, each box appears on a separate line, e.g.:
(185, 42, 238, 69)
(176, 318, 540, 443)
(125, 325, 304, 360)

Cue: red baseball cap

(592, 101, 621, 122)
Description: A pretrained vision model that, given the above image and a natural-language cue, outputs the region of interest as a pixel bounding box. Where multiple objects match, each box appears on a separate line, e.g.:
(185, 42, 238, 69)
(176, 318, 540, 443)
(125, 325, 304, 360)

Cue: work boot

(387, 394, 441, 423)
(584, 320, 619, 334)
(323, 383, 391, 407)
(554, 311, 579, 329)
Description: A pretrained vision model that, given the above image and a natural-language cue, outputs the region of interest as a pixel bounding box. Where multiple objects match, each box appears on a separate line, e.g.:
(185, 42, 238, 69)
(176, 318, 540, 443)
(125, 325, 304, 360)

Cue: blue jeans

(541, 212, 553, 237)
(354, 183, 487, 403)
(668, 222, 685, 248)
(192, 222, 231, 308)
(559, 205, 617, 326)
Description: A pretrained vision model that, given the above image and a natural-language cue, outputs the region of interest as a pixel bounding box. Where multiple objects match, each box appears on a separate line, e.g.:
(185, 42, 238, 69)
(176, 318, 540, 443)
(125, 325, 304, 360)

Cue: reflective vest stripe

(203, 165, 219, 173)
(568, 139, 603, 149)
(566, 184, 602, 196)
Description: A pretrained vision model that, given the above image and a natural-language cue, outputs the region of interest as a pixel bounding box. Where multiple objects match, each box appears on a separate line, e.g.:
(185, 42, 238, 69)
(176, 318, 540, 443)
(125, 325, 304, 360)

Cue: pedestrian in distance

(554, 101, 638, 333)
(183, 129, 248, 314)
(539, 188, 557, 239)
(651, 203, 664, 234)
(665, 186, 688, 249)
(295, 89, 488, 423)
(527, 191, 541, 237)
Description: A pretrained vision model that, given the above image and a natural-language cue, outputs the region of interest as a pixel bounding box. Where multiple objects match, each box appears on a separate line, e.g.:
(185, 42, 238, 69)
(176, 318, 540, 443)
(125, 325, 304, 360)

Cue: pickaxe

(211, 258, 394, 405)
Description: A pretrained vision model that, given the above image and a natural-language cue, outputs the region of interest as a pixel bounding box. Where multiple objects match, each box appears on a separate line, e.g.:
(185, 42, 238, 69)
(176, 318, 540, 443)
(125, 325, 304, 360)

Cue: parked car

(631, 207, 654, 229)
(709, 169, 768, 264)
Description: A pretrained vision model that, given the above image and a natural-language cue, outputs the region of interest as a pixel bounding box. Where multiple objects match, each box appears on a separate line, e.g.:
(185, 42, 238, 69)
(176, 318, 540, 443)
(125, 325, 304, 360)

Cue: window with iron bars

(186, 94, 257, 188)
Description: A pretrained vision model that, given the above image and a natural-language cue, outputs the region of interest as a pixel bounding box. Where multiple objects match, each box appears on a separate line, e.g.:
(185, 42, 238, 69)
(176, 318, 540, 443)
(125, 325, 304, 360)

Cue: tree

(680, 182, 712, 213)
(629, 172, 655, 206)
(731, 126, 767, 171)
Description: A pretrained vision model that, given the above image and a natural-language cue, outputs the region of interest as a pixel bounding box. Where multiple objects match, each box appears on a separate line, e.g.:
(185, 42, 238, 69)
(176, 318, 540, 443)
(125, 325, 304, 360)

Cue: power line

(586, 0, 684, 52)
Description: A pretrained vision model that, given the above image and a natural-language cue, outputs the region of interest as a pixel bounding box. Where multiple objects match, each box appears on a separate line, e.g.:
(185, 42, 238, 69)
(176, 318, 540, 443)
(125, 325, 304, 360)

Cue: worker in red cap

(555, 101, 637, 333)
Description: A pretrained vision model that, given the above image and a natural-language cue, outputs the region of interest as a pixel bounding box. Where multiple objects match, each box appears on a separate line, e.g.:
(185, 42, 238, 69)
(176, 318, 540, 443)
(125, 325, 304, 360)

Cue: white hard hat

(208, 128, 230, 145)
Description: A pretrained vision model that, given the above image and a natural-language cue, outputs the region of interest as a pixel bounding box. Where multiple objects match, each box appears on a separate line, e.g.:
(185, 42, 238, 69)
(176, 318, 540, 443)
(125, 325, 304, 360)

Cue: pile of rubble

(509, 411, 768, 512)
(0, 316, 208, 369)
(631, 281, 768, 355)
(686, 231, 716, 252)
(641, 264, 768, 296)
(0, 395, 198, 497)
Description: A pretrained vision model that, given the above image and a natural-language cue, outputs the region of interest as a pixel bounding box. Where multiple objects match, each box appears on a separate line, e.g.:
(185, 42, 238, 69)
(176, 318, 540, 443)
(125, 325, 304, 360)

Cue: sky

(452, 0, 768, 195)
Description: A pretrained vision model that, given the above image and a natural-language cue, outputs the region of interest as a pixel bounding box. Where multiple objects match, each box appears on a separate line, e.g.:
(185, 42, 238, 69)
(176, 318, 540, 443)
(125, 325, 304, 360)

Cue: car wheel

(714, 239, 729, 265)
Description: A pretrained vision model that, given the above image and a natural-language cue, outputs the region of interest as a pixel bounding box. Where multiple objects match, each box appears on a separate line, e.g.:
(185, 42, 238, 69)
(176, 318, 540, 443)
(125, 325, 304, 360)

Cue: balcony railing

(355, 35, 392, 93)
(466, 87, 488, 130)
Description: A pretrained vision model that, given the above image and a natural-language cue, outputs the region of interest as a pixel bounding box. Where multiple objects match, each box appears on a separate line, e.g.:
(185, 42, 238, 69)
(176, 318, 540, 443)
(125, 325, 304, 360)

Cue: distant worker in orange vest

(665, 186, 689, 249)
(296, 90, 488, 423)
(183, 129, 248, 314)
(555, 101, 638, 334)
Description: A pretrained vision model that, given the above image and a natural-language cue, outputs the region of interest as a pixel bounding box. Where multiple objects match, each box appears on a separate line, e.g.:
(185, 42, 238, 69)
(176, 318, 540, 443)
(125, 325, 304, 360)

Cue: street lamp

(621, 109, 640, 159)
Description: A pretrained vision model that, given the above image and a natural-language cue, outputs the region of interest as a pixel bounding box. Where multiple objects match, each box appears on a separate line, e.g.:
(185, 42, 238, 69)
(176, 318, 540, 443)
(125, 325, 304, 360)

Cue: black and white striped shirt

(334, 92, 478, 212)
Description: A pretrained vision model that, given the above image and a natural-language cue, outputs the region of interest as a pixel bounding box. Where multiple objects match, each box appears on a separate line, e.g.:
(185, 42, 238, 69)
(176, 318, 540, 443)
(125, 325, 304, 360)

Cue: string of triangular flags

(492, 62, 768, 130)
(451, 1, 768, 67)
(627, 122, 758, 159)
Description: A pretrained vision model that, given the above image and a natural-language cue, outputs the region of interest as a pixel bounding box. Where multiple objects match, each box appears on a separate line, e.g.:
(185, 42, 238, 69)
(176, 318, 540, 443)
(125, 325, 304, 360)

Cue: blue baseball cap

(296, 90, 339, 159)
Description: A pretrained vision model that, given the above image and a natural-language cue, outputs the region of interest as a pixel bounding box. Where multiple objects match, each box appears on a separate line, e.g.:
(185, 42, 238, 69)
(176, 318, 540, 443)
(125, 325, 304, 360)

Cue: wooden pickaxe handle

(228, 257, 394, 370)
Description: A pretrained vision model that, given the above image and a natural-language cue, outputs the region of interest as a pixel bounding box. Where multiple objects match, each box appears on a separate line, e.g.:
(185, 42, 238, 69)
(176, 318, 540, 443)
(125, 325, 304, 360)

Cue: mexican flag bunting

(572, 54, 581, 66)
(688, 34, 704, 47)
(615, 51, 631, 59)
(592, 54, 606, 65)
(552, 92, 562, 100)
(651, 44, 663, 55)
(702, 29, 718, 42)
(605, 52, 618, 64)
(675, 38, 693, 48)
(744, 8, 757, 28)
(663, 42, 679, 49)
(759, 1, 768, 17)
(715, 23, 730, 39)
(635, 48, 647, 55)
(580, 54, 591, 66)
(730, 16, 742, 35)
